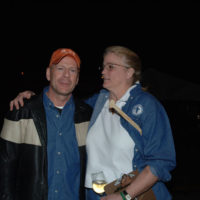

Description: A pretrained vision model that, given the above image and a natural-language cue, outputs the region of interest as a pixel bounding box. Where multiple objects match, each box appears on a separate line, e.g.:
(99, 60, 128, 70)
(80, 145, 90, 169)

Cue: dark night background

(3, 1, 200, 199)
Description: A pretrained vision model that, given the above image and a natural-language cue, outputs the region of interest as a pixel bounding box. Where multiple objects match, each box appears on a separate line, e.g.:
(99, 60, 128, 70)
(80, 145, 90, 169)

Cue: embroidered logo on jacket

(132, 104, 143, 116)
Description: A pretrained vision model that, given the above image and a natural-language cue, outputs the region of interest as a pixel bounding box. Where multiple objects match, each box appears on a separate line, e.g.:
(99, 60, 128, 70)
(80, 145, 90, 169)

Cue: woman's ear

(127, 68, 135, 79)
(46, 67, 50, 81)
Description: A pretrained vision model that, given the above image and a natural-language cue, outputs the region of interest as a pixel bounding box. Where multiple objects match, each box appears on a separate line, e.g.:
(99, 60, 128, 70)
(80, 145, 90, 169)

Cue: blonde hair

(103, 46, 142, 84)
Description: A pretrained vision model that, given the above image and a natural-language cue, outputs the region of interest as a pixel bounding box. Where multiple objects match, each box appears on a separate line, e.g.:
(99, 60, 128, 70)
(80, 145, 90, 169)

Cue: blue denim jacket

(86, 83, 176, 199)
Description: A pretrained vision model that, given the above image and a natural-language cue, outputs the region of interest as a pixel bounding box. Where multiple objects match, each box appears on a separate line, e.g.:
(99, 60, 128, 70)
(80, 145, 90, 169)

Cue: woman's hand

(10, 90, 35, 111)
(100, 193, 122, 200)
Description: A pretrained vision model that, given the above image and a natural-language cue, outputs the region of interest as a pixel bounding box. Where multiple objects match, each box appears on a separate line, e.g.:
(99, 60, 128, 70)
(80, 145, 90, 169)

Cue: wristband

(120, 191, 127, 200)
(121, 190, 132, 200)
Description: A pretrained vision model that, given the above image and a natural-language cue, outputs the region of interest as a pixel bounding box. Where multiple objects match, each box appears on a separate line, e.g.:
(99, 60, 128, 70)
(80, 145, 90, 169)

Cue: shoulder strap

(109, 100, 142, 135)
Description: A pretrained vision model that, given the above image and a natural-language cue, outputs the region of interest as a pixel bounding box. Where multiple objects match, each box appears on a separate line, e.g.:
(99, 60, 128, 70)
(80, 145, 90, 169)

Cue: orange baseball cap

(49, 48, 81, 68)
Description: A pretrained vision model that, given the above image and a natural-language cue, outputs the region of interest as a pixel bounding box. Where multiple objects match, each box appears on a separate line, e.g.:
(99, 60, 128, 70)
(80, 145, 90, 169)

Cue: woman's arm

(9, 91, 35, 111)
(101, 166, 158, 200)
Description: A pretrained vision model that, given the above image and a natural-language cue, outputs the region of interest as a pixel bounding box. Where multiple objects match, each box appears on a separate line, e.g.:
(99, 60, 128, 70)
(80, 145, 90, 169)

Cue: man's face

(46, 56, 79, 97)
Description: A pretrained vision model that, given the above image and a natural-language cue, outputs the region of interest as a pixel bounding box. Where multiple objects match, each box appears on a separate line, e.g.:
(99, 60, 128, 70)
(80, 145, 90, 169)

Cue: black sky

(5, 2, 200, 99)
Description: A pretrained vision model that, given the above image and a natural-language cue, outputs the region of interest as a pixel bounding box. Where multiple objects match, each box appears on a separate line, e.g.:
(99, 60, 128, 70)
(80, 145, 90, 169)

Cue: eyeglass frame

(98, 62, 130, 72)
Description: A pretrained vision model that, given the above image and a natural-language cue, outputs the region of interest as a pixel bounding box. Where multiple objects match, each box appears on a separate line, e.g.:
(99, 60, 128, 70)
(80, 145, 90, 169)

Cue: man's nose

(63, 69, 70, 77)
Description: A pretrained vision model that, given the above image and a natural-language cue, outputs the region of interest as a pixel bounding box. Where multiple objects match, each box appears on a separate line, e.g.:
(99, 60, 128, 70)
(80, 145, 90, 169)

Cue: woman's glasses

(99, 63, 129, 72)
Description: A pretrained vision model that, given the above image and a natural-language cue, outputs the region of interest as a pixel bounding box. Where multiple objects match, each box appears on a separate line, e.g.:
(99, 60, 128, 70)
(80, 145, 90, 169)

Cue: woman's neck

(109, 86, 130, 102)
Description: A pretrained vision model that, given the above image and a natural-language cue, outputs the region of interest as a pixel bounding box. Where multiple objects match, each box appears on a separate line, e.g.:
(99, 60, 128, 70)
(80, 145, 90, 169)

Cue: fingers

(9, 100, 15, 111)
(9, 91, 36, 111)
(9, 93, 24, 111)
(27, 91, 36, 98)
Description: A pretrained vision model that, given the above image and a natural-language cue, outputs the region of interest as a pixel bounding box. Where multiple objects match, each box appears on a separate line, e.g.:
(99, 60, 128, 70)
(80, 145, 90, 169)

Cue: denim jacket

(86, 83, 176, 199)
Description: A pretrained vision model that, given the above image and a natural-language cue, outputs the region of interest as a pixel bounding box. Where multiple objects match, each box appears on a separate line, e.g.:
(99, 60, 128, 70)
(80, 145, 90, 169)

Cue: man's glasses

(98, 63, 129, 72)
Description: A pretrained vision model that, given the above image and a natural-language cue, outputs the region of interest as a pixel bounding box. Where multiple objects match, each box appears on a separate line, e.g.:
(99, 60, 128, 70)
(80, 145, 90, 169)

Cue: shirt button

(56, 114, 59, 118)
(134, 165, 137, 168)
(135, 148, 138, 152)
(57, 152, 61, 155)
(59, 132, 62, 136)
(56, 170, 60, 174)
(55, 190, 58, 193)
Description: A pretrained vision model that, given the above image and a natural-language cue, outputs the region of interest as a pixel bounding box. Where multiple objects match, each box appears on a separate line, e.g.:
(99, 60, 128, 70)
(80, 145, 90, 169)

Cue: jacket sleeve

(141, 98, 176, 182)
(0, 109, 22, 200)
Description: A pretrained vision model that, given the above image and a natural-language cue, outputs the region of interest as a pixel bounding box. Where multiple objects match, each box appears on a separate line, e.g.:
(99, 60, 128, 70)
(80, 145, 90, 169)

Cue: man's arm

(0, 137, 18, 200)
(0, 108, 23, 199)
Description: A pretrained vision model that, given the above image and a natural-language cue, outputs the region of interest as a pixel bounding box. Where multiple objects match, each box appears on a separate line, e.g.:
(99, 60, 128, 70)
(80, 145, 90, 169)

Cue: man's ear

(46, 67, 50, 81)
(75, 74, 79, 86)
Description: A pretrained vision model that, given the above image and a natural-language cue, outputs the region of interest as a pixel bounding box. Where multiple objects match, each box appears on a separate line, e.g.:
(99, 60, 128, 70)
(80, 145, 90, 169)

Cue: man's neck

(46, 91, 72, 107)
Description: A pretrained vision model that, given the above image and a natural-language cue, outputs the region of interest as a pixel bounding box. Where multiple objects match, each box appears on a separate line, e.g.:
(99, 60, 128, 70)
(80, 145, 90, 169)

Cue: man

(0, 48, 93, 200)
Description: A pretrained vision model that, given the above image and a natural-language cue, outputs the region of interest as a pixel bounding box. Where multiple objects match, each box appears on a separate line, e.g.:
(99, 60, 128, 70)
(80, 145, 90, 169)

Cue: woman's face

(102, 52, 134, 95)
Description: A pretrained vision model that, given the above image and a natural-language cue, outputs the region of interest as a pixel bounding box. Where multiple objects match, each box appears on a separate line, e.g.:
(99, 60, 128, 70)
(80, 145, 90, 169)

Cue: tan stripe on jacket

(75, 121, 90, 147)
(0, 118, 41, 146)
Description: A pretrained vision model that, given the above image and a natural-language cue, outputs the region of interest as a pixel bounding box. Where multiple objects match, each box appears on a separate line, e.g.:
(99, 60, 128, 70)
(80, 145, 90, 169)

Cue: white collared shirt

(85, 85, 136, 188)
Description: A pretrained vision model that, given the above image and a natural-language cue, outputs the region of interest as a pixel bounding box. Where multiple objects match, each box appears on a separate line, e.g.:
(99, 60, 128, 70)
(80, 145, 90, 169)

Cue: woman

(85, 46, 176, 200)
